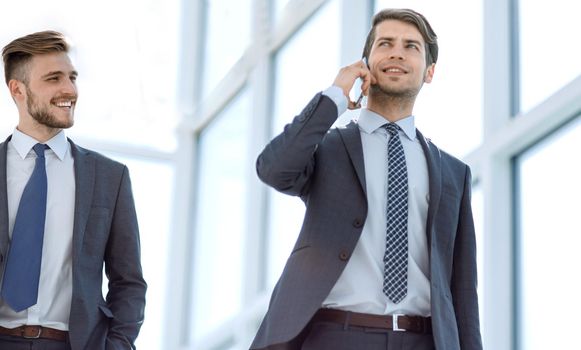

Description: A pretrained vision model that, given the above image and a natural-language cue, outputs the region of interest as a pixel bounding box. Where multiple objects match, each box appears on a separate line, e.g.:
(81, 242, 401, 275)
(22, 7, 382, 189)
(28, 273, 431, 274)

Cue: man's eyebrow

(376, 36, 394, 42)
(405, 39, 422, 45)
(41, 70, 79, 78)
(41, 71, 64, 78)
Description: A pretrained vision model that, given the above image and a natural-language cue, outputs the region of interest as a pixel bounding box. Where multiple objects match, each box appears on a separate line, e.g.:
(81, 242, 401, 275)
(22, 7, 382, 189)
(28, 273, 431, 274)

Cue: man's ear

(8, 79, 25, 101)
(424, 63, 435, 84)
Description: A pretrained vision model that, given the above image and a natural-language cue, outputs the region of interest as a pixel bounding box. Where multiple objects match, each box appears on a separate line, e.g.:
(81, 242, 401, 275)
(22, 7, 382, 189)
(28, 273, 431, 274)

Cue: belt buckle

(22, 326, 42, 339)
(392, 314, 406, 332)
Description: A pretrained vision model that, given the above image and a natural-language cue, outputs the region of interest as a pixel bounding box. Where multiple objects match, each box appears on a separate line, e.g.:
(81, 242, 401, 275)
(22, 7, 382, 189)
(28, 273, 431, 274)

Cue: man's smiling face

(368, 19, 435, 99)
(23, 51, 78, 129)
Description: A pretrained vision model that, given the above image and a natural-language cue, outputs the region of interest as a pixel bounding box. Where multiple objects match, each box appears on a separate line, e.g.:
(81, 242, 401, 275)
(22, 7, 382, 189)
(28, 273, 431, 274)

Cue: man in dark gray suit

(252, 8, 482, 350)
(0, 31, 146, 349)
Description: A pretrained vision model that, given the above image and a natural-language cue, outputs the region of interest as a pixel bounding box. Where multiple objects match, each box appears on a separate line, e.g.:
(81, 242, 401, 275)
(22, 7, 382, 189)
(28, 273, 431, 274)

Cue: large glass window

(274, 0, 293, 21)
(202, 0, 251, 98)
(102, 154, 174, 350)
(374, 1, 483, 157)
(191, 89, 251, 340)
(267, 0, 340, 289)
(519, 1, 581, 113)
(516, 116, 581, 349)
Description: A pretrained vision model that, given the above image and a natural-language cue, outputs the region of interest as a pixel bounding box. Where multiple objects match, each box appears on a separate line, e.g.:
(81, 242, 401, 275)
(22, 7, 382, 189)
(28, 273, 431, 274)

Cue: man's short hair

(362, 8, 438, 66)
(2, 30, 70, 85)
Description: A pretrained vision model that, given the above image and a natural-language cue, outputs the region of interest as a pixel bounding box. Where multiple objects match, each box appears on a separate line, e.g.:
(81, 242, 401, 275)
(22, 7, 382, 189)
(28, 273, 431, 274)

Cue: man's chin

(371, 84, 419, 99)
(52, 120, 74, 129)
(32, 115, 74, 129)
(57, 122, 74, 129)
(47, 107, 75, 128)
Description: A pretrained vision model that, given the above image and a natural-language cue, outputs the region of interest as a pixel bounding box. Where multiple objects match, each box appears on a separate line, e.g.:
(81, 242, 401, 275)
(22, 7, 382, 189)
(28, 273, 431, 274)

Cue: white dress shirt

(0, 128, 75, 330)
(321, 86, 431, 316)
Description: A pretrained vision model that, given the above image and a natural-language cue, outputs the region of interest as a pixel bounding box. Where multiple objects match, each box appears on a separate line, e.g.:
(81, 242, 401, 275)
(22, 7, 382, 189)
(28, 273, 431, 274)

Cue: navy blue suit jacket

(251, 93, 482, 350)
(0, 137, 146, 350)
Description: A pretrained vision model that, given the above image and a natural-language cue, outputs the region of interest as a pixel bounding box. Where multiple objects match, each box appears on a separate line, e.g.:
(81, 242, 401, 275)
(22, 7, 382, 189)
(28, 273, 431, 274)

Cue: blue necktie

(1, 143, 49, 312)
(383, 123, 408, 304)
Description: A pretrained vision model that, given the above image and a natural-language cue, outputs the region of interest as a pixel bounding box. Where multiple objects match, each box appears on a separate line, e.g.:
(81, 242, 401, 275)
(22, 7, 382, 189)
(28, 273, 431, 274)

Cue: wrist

(323, 86, 348, 115)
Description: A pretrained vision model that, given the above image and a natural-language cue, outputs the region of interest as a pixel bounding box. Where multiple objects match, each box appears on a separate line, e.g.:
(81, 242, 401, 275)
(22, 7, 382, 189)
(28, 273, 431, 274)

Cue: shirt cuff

(322, 85, 348, 116)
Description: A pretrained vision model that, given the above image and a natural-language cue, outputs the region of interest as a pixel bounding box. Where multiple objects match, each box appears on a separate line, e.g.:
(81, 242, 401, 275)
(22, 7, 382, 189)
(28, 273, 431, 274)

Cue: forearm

(105, 167, 147, 347)
(105, 267, 146, 342)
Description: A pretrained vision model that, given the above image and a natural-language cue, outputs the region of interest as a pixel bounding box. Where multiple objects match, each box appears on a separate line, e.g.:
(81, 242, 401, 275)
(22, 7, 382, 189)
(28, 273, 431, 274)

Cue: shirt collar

(11, 128, 69, 161)
(357, 108, 416, 141)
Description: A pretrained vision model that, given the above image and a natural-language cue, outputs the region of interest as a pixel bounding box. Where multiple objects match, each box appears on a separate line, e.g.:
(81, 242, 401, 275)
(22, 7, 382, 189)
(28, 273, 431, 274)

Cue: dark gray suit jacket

(251, 93, 482, 350)
(0, 136, 147, 350)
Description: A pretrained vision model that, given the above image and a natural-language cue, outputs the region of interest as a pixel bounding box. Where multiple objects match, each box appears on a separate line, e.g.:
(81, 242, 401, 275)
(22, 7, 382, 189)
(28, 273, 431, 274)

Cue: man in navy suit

(0, 31, 146, 349)
(252, 8, 482, 350)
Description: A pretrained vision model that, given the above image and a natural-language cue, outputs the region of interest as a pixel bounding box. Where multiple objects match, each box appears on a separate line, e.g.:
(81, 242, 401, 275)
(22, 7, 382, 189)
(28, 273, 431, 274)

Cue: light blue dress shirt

(321, 86, 431, 316)
(0, 129, 75, 330)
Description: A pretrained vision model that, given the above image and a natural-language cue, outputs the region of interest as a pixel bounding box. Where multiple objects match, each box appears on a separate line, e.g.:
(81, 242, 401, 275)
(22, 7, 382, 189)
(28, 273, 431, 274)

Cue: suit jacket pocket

(99, 304, 114, 319)
(441, 183, 461, 200)
(290, 244, 311, 256)
(438, 187, 461, 221)
(83, 207, 112, 258)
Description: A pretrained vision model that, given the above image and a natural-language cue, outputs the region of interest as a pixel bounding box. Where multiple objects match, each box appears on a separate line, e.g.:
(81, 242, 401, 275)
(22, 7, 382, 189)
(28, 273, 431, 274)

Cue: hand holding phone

(332, 58, 374, 110)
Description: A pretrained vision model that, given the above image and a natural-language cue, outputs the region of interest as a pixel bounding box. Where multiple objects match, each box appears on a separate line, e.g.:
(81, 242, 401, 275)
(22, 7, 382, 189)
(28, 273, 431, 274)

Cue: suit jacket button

(352, 218, 363, 228)
(339, 251, 350, 261)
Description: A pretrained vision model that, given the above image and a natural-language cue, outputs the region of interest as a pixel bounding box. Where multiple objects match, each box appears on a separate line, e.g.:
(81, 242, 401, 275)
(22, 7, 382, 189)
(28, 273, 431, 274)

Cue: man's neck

(366, 94, 417, 123)
(16, 123, 61, 143)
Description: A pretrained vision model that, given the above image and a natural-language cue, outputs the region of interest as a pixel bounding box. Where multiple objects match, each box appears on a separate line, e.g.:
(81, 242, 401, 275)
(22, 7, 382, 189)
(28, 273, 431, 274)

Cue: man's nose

(60, 79, 77, 94)
(389, 45, 405, 60)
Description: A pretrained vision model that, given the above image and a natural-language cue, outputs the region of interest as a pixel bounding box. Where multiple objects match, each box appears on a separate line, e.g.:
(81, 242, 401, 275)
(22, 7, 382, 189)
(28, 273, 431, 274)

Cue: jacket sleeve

(256, 92, 339, 197)
(104, 166, 147, 349)
(451, 166, 483, 350)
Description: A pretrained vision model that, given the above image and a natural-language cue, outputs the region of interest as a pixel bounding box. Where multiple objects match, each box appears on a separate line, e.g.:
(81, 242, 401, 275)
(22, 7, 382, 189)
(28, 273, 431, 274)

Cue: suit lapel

(417, 129, 442, 248)
(69, 139, 95, 264)
(337, 122, 366, 195)
(338, 124, 442, 249)
(0, 137, 11, 253)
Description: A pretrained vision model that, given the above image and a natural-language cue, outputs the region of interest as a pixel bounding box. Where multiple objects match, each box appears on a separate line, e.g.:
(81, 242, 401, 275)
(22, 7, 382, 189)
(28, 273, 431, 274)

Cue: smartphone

(354, 57, 369, 107)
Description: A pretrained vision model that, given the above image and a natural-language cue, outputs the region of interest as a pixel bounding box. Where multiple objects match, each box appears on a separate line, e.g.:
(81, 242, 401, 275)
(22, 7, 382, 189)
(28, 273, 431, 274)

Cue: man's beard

(26, 86, 74, 129)
(370, 80, 421, 101)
